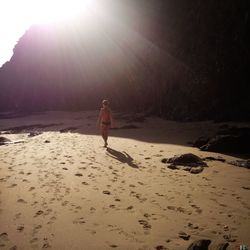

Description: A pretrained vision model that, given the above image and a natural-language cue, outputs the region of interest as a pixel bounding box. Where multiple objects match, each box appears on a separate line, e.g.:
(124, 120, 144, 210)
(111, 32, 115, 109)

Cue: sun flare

(32, 0, 95, 24)
(0, 0, 98, 65)
(23, 0, 95, 24)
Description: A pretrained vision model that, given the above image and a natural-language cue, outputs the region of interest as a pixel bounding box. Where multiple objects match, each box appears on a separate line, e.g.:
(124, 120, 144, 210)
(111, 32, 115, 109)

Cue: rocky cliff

(0, 0, 249, 121)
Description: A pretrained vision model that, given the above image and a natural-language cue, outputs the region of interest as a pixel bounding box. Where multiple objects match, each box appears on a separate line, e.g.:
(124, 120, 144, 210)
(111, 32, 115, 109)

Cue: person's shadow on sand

(106, 147, 138, 168)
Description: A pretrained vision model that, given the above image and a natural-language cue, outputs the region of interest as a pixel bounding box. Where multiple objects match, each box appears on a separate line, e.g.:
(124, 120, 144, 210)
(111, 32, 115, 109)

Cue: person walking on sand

(97, 100, 113, 147)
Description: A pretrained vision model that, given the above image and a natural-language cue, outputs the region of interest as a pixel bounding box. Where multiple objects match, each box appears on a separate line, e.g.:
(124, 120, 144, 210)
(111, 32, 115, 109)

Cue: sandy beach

(0, 111, 250, 250)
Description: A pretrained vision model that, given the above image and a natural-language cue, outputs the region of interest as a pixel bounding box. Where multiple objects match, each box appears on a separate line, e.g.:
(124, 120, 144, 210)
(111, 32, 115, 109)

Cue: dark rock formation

(190, 166, 204, 174)
(28, 131, 42, 137)
(0, 1, 249, 121)
(165, 153, 207, 167)
(193, 137, 210, 148)
(0, 137, 24, 145)
(193, 126, 250, 154)
(0, 124, 61, 134)
(0, 137, 11, 145)
(119, 125, 139, 129)
(202, 156, 226, 162)
(187, 239, 229, 250)
(217, 126, 250, 136)
(215, 242, 229, 250)
(59, 127, 77, 133)
(200, 134, 250, 154)
(162, 153, 207, 174)
(228, 159, 250, 169)
(187, 239, 211, 250)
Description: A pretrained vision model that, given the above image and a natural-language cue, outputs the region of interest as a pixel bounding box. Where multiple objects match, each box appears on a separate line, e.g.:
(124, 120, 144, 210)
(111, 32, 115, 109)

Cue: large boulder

(200, 134, 250, 154)
(162, 153, 207, 174)
(193, 136, 210, 148)
(193, 126, 250, 154)
(165, 153, 207, 167)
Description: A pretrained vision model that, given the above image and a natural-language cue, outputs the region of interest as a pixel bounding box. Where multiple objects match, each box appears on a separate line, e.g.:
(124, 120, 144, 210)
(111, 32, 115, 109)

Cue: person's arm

(96, 109, 102, 127)
(110, 110, 114, 128)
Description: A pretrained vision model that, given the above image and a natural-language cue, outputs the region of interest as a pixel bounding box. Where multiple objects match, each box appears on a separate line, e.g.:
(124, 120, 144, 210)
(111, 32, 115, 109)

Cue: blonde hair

(102, 100, 109, 106)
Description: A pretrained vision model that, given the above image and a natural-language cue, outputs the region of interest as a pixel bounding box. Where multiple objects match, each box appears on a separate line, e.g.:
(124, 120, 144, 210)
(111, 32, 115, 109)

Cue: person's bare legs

(103, 127, 109, 147)
(104, 129, 109, 147)
(101, 125, 109, 147)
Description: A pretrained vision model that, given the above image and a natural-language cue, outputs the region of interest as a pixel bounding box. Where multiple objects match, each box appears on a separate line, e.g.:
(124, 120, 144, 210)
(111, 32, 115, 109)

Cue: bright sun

(0, 0, 97, 66)
(26, 0, 95, 24)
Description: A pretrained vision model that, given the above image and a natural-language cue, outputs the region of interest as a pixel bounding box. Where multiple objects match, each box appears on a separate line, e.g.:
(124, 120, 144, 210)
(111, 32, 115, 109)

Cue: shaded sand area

(0, 111, 250, 249)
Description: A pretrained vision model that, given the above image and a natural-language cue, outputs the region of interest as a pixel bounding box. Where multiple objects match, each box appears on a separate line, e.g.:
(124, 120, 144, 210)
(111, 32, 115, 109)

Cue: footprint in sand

(79, 166, 86, 170)
(31, 201, 38, 206)
(109, 244, 118, 248)
(29, 187, 35, 191)
(155, 193, 164, 197)
(17, 225, 24, 232)
(15, 213, 22, 219)
(73, 217, 86, 224)
(155, 246, 167, 250)
(0, 232, 9, 241)
(44, 208, 53, 215)
(8, 183, 17, 188)
(75, 173, 83, 177)
(48, 216, 57, 224)
(0, 178, 5, 183)
(8, 166, 14, 172)
(190, 204, 202, 214)
(187, 223, 199, 230)
(144, 213, 150, 218)
(34, 225, 42, 232)
(34, 210, 44, 217)
(138, 181, 144, 185)
(60, 200, 68, 207)
(42, 242, 51, 248)
(89, 207, 96, 214)
(167, 206, 191, 215)
(30, 237, 38, 244)
(17, 198, 27, 204)
(134, 193, 147, 203)
(103, 190, 111, 195)
(138, 220, 152, 230)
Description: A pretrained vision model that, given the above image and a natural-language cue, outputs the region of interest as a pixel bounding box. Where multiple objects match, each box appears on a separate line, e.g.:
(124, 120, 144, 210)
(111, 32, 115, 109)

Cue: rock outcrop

(0, 1, 249, 121)
(162, 153, 207, 174)
(193, 126, 250, 154)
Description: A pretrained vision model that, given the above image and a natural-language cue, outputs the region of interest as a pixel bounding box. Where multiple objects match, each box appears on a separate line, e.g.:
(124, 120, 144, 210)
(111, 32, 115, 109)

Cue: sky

(0, 0, 94, 67)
